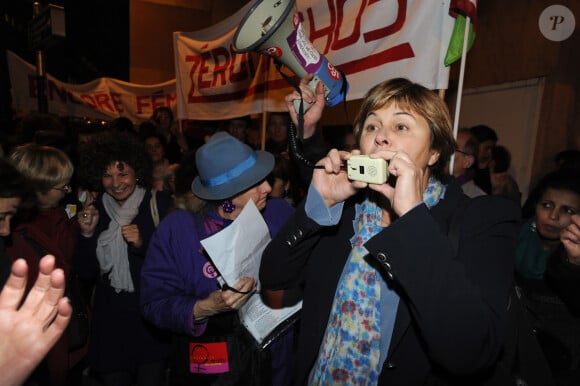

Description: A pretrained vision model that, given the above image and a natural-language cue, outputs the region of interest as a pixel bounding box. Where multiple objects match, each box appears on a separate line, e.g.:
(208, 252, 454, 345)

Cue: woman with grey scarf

(75, 132, 174, 386)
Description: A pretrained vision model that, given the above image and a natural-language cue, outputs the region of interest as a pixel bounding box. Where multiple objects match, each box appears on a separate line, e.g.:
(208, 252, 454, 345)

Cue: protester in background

(515, 169, 580, 280)
(0, 254, 72, 386)
(451, 128, 487, 198)
(268, 153, 303, 206)
(0, 161, 71, 386)
(265, 112, 291, 156)
(0, 158, 30, 287)
(170, 152, 203, 213)
(522, 150, 580, 220)
(260, 75, 520, 384)
(162, 163, 179, 196)
(470, 124, 498, 194)
(75, 132, 173, 386)
(490, 145, 521, 203)
(322, 125, 357, 152)
(144, 133, 170, 192)
(141, 132, 295, 386)
(150, 107, 186, 164)
(227, 115, 252, 144)
(6, 144, 78, 386)
(341, 131, 358, 151)
(110, 117, 135, 134)
(554, 150, 580, 172)
(515, 169, 580, 385)
(267, 110, 328, 196)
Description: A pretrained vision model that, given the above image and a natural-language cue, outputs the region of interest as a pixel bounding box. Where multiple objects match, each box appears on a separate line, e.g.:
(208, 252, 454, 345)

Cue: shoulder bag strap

(150, 190, 160, 227)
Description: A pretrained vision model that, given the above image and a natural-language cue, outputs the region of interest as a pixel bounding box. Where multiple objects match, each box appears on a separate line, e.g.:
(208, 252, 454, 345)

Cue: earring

(222, 200, 236, 213)
(531, 220, 537, 233)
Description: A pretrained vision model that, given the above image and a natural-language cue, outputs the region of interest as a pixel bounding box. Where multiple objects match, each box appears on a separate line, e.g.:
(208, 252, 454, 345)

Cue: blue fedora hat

(191, 132, 274, 200)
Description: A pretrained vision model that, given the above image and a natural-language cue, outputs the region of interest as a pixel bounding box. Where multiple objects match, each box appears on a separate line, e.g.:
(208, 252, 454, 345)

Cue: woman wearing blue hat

(141, 132, 295, 386)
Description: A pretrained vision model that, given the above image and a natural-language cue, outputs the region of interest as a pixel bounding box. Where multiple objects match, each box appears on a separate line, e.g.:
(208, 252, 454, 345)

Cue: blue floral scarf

(310, 177, 445, 385)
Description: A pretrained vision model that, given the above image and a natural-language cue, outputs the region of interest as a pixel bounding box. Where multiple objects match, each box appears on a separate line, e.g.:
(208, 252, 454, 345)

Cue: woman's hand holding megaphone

(285, 74, 326, 140)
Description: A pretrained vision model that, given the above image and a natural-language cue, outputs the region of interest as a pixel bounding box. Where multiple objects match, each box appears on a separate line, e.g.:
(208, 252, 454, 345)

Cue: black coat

(260, 180, 520, 385)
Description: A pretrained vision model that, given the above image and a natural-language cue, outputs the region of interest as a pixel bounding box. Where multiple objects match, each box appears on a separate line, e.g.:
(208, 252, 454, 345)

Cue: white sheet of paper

(200, 200, 302, 346)
(200, 200, 270, 287)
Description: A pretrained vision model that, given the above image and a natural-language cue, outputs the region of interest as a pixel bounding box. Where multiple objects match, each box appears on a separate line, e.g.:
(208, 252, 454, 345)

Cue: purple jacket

(141, 197, 294, 335)
(141, 198, 295, 385)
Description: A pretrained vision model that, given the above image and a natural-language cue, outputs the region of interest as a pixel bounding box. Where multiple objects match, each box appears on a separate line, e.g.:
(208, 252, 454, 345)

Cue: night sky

(1, 1, 129, 125)
(1, 0, 129, 82)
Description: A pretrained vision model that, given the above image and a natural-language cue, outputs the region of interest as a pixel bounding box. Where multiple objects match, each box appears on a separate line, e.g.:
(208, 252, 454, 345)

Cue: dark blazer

(259, 179, 520, 385)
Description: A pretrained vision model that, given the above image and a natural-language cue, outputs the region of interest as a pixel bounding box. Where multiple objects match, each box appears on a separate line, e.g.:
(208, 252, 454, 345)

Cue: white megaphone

(233, 0, 348, 111)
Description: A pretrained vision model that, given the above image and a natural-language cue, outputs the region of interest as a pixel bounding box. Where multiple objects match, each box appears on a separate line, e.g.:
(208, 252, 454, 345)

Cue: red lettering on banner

(229, 52, 250, 83)
(198, 52, 212, 89)
(300, 0, 410, 63)
(211, 47, 230, 87)
(136, 96, 151, 114)
(363, 0, 406, 42)
(186, 54, 201, 103)
(166, 93, 177, 106)
(80, 95, 97, 108)
(94, 93, 115, 112)
(111, 92, 124, 113)
(186, 47, 256, 103)
(136, 95, 176, 114)
(151, 94, 166, 111)
(43, 79, 83, 105)
(331, 0, 365, 50)
(304, 1, 336, 54)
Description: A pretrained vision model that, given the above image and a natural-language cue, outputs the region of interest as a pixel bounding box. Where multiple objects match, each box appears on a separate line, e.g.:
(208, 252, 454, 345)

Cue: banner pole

(448, 15, 471, 175)
(261, 112, 267, 151)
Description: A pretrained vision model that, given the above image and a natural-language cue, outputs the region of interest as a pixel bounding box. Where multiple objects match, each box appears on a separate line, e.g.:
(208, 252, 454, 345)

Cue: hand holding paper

(201, 201, 302, 347)
(193, 277, 257, 320)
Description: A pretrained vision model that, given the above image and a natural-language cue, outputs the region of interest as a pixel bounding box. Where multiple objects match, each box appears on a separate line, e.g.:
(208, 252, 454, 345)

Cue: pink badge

(202, 261, 218, 279)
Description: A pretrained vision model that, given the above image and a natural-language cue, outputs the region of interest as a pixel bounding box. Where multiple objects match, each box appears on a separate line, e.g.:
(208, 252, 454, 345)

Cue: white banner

(7, 50, 177, 123)
(8, 1, 455, 123)
(174, 0, 454, 120)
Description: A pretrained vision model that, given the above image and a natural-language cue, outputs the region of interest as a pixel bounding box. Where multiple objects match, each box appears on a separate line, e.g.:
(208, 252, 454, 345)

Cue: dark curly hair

(77, 132, 152, 191)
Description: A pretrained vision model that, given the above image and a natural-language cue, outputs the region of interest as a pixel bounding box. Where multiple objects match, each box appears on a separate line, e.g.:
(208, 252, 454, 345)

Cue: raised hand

(0, 255, 72, 386)
(193, 277, 257, 320)
(562, 214, 580, 265)
(285, 74, 326, 139)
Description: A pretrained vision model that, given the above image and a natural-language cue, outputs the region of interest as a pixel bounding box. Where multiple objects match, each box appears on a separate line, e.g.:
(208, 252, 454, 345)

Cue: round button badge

(538, 5, 576, 42)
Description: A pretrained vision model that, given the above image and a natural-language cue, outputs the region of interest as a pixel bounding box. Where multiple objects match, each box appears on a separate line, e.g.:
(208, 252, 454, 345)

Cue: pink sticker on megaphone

(260, 46, 283, 58)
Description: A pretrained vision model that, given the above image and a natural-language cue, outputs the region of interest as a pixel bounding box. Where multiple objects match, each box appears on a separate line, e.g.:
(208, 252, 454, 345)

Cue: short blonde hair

(353, 78, 456, 178)
(9, 144, 74, 192)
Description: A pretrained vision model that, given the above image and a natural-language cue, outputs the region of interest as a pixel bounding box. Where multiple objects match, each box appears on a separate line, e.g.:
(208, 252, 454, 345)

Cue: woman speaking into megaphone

(259, 73, 521, 385)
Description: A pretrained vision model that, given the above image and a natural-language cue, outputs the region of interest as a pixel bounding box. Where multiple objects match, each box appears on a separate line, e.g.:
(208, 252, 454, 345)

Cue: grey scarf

(96, 186, 146, 293)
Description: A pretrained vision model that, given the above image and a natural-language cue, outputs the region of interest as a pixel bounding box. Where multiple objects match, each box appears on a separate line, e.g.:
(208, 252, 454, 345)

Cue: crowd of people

(0, 77, 579, 386)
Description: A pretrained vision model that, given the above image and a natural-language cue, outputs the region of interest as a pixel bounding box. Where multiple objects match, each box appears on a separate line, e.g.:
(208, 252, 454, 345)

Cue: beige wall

(449, 0, 580, 184)
(129, 0, 247, 84)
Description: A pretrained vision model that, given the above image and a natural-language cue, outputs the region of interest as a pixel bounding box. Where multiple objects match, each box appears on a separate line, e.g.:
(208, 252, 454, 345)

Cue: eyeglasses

(52, 184, 72, 193)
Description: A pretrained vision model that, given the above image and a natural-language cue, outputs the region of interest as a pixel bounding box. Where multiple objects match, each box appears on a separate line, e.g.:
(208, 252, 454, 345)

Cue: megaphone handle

(293, 98, 312, 114)
(292, 77, 324, 114)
